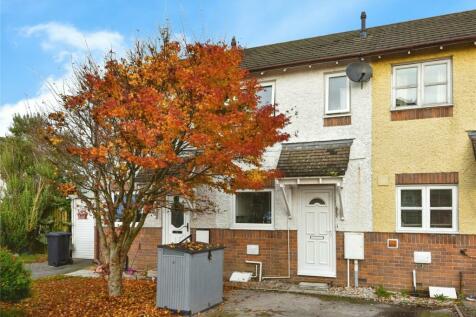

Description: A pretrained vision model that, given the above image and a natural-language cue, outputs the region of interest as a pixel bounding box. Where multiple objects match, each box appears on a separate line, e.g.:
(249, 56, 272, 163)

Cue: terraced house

(70, 10, 476, 293)
(369, 12, 476, 292)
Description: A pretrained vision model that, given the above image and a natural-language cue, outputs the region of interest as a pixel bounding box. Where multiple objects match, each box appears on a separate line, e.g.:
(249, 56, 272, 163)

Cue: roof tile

(277, 140, 353, 177)
(243, 10, 476, 71)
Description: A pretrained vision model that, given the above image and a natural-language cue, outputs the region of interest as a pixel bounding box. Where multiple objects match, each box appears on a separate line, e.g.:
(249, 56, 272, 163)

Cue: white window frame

(257, 81, 275, 109)
(392, 59, 452, 110)
(396, 185, 458, 233)
(231, 189, 274, 230)
(325, 72, 351, 115)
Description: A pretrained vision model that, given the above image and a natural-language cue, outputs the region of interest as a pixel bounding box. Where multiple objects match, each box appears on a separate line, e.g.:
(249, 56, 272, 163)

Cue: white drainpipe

(245, 260, 262, 282)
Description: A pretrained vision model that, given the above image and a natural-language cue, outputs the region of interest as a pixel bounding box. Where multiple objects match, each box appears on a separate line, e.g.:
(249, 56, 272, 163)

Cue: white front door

(162, 197, 191, 244)
(298, 188, 336, 277)
(71, 199, 95, 259)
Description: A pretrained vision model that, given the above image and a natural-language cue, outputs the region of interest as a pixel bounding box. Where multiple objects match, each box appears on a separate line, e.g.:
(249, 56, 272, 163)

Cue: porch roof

(469, 131, 476, 160)
(277, 139, 353, 178)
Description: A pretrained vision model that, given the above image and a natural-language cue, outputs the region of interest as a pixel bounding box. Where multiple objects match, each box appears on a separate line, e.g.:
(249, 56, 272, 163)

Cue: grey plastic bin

(46, 232, 72, 267)
(157, 244, 224, 314)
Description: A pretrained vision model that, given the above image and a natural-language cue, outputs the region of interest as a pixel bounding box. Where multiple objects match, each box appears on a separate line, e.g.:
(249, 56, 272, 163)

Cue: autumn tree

(44, 37, 289, 296)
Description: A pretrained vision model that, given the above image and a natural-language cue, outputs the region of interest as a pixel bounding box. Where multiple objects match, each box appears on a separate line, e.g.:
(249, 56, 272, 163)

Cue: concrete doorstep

(298, 282, 329, 291)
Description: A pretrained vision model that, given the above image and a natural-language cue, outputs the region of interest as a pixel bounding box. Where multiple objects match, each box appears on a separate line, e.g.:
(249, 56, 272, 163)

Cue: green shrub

(375, 285, 392, 298)
(0, 249, 31, 302)
(433, 294, 449, 301)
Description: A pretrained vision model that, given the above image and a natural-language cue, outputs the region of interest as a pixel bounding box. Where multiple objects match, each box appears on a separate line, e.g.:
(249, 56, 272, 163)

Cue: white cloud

(1, 23, 127, 136)
(22, 22, 125, 57)
(0, 92, 49, 136)
(0, 69, 72, 136)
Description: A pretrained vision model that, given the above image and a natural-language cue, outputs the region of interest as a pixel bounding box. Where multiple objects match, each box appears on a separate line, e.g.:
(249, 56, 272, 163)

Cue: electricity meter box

(344, 232, 364, 260)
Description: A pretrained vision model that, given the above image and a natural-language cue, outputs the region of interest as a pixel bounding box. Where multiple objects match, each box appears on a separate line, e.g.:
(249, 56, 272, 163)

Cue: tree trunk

(108, 249, 124, 297)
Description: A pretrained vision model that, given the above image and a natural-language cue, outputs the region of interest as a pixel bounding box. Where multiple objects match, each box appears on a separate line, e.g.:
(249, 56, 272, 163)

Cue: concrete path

(25, 258, 93, 279)
(206, 289, 455, 317)
(65, 269, 100, 278)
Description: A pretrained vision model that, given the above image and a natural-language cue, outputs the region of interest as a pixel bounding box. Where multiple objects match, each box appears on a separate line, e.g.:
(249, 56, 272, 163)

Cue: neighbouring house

(369, 24, 476, 292)
(71, 10, 476, 293)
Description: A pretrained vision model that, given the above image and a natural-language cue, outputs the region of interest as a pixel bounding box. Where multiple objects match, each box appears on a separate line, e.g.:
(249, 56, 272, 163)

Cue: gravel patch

(225, 280, 456, 309)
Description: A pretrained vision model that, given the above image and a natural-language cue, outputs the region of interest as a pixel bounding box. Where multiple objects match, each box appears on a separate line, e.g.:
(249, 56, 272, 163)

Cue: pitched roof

(277, 140, 352, 177)
(242, 10, 476, 71)
(469, 131, 476, 160)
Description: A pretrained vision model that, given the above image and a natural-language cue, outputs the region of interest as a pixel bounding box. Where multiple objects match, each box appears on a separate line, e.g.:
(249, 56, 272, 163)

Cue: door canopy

(277, 139, 353, 177)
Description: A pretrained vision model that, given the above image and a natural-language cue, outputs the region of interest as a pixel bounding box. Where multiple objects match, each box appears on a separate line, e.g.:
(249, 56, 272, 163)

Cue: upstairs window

(393, 59, 452, 108)
(325, 73, 350, 114)
(257, 83, 275, 108)
(397, 185, 457, 232)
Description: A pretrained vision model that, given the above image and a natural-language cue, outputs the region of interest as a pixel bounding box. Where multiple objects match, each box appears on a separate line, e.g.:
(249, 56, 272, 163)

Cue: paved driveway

(25, 258, 93, 279)
(206, 289, 454, 317)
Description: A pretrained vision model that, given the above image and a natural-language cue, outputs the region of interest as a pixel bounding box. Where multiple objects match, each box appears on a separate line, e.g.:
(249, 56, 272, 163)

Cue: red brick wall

(128, 227, 476, 294)
(361, 232, 476, 294)
(128, 227, 161, 271)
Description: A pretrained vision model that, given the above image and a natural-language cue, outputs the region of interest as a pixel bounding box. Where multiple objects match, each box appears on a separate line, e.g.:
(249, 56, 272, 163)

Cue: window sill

(391, 104, 453, 112)
(323, 112, 351, 118)
(114, 221, 140, 227)
(396, 229, 458, 234)
(230, 224, 275, 231)
(324, 110, 350, 118)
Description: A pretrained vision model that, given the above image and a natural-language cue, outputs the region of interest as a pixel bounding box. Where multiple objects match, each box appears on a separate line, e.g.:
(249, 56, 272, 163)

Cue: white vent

(246, 244, 259, 255)
(414, 251, 431, 264)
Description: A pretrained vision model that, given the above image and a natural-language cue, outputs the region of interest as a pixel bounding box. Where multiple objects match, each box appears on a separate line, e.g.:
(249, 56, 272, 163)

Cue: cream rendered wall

(71, 197, 162, 228)
(192, 64, 373, 232)
(371, 47, 476, 234)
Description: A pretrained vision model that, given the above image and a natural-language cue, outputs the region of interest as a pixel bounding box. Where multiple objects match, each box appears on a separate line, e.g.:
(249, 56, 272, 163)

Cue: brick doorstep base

(128, 228, 476, 294)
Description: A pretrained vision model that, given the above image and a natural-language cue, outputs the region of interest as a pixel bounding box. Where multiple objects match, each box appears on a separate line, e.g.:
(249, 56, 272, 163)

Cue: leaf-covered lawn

(0, 276, 178, 317)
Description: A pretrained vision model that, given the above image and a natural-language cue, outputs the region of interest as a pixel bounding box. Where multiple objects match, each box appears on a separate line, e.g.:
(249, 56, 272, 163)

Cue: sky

(1, 0, 475, 136)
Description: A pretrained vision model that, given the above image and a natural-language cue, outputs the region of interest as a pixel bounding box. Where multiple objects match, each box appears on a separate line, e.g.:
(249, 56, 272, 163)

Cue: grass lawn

(15, 253, 47, 264)
(0, 276, 178, 317)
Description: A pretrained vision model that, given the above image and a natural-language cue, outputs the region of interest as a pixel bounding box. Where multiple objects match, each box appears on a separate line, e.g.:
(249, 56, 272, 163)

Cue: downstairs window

(233, 190, 273, 229)
(397, 185, 457, 232)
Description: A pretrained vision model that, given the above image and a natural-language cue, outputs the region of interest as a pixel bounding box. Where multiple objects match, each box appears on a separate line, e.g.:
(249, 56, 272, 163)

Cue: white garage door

(71, 199, 95, 259)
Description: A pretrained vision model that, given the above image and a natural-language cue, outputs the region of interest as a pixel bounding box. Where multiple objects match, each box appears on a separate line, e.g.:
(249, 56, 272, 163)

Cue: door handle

(186, 223, 189, 232)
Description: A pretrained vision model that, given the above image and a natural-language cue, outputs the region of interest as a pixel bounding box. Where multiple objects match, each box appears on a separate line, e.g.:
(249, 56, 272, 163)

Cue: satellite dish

(346, 62, 373, 83)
